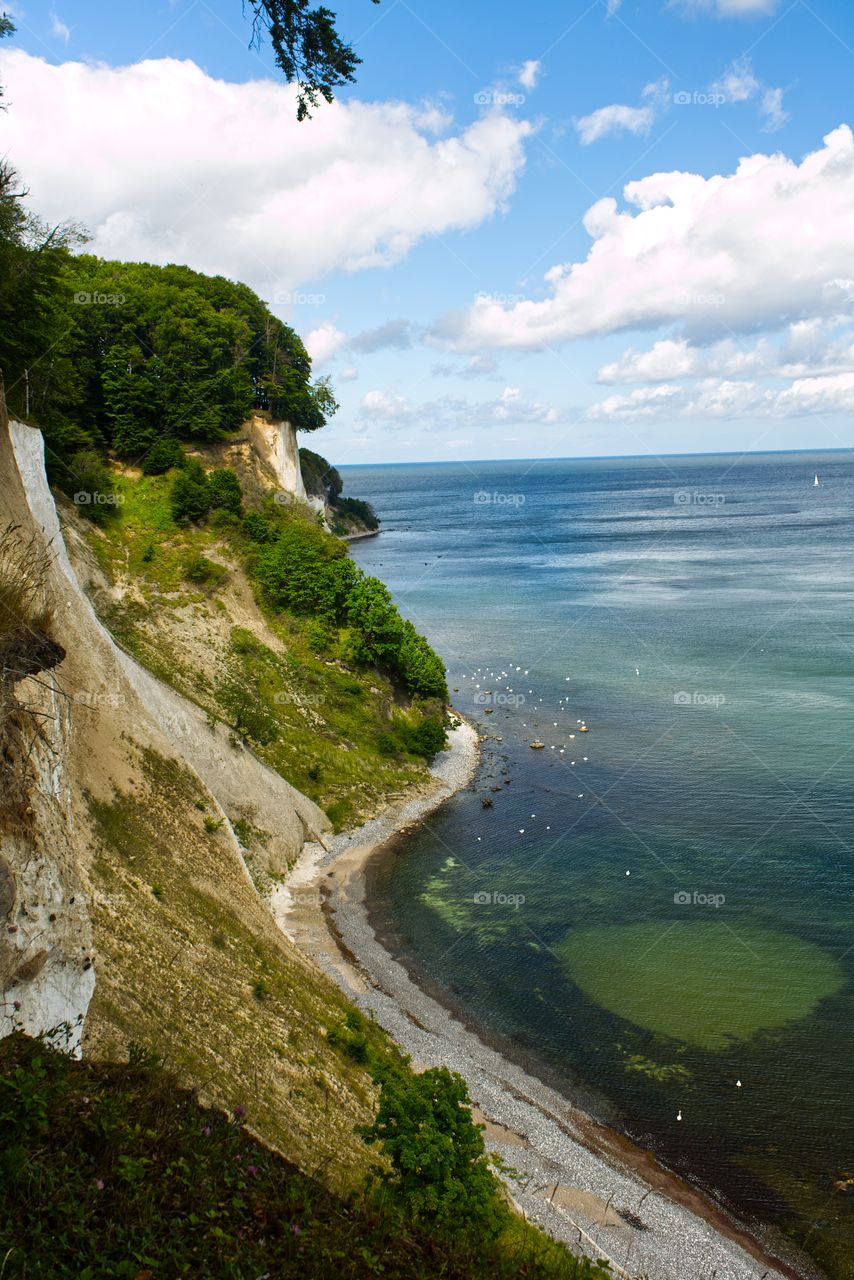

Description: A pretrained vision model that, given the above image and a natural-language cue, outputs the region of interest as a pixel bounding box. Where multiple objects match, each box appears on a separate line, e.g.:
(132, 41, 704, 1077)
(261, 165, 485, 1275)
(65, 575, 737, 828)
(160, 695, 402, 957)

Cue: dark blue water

(342, 451, 854, 1276)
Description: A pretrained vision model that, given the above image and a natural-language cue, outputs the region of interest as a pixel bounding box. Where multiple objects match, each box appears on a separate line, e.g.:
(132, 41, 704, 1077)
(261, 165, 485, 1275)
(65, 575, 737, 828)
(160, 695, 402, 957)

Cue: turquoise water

(342, 451, 854, 1275)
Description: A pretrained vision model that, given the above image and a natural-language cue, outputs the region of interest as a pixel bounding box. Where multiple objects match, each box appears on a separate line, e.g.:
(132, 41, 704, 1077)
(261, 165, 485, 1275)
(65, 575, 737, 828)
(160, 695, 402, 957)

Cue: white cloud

(518, 60, 541, 91)
(671, 0, 780, 16)
(760, 86, 788, 132)
(338, 366, 359, 382)
(587, 371, 854, 422)
(305, 323, 347, 365)
(599, 321, 854, 384)
(606, 0, 623, 15)
(357, 385, 565, 431)
(49, 10, 70, 42)
(0, 51, 531, 299)
(574, 78, 669, 144)
(433, 127, 854, 351)
(711, 55, 759, 103)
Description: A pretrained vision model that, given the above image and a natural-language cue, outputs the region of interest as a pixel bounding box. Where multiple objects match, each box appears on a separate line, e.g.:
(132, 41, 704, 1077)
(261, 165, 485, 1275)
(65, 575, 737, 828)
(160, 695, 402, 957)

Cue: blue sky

(3, 0, 854, 463)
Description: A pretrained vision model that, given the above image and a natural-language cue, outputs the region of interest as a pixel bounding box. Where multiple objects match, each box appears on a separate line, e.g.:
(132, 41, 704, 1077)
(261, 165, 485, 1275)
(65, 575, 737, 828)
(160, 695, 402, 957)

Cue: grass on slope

(79, 464, 434, 831)
(0, 1032, 609, 1280)
(83, 744, 382, 1183)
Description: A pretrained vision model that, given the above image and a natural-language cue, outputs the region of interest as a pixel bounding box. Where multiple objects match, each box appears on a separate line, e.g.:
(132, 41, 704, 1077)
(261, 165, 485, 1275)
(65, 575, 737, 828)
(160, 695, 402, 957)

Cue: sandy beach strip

(274, 717, 806, 1280)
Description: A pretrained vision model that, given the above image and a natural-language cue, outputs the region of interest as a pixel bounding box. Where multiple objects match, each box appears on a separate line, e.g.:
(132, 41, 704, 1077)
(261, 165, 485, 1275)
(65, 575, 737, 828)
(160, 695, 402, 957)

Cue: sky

(2, 0, 854, 464)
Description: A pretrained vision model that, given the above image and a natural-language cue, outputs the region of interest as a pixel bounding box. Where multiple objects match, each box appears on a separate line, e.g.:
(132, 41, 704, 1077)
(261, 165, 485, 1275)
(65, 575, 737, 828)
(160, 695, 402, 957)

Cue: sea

(341, 450, 854, 1278)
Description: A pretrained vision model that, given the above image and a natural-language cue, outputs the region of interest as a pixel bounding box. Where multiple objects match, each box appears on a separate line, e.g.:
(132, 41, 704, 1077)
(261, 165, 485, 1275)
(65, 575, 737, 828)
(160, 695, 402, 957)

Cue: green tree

(345, 576, 404, 665)
(170, 460, 212, 523)
(398, 620, 448, 699)
(359, 1065, 506, 1240)
(208, 467, 243, 516)
(142, 438, 185, 475)
(256, 518, 356, 617)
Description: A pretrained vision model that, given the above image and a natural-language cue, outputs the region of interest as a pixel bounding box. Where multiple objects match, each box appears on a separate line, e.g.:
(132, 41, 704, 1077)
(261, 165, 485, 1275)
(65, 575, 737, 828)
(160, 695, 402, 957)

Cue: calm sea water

(341, 451, 854, 1277)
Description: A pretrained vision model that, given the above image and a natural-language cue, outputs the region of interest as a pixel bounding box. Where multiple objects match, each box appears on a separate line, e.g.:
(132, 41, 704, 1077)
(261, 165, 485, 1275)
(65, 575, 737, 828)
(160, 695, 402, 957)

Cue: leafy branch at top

(245, 0, 380, 120)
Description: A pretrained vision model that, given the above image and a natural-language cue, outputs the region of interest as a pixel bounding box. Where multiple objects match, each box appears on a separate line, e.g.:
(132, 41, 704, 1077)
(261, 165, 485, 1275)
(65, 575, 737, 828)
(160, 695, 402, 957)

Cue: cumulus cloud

(0, 51, 531, 300)
(432, 126, 854, 351)
(598, 321, 854, 384)
(518, 60, 541, 90)
(358, 385, 565, 431)
(574, 78, 669, 144)
(587, 371, 854, 422)
(305, 323, 347, 365)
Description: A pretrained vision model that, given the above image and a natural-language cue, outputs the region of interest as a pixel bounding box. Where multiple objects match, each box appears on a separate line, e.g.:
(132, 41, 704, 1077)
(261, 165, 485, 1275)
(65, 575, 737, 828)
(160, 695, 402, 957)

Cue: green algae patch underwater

(556, 920, 844, 1049)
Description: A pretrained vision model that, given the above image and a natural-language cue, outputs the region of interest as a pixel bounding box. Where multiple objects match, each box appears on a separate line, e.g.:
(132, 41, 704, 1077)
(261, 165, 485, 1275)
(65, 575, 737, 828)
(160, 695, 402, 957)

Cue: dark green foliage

(184, 554, 226, 586)
(208, 467, 243, 516)
(255, 518, 357, 619)
(359, 1065, 506, 1241)
(0, 1033, 606, 1280)
(346, 577, 404, 664)
(397, 620, 449, 699)
(336, 495, 380, 530)
(142, 438, 185, 475)
(242, 510, 277, 543)
(2, 235, 335, 456)
(61, 450, 121, 526)
(299, 448, 379, 533)
(246, 0, 380, 121)
(299, 446, 343, 502)
(306, 618, 333, 653)
(406, 716, 447, 760)
(170, 460, 212, 524)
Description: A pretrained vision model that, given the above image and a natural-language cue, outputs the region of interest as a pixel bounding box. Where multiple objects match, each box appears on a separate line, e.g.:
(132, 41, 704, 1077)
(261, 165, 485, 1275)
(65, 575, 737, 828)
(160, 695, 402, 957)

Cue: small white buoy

(677, 1110, 682, 1121)
(736, 1079, 742, 1088)
(626, 870, 630, 876)
(519, 829, 525, 834)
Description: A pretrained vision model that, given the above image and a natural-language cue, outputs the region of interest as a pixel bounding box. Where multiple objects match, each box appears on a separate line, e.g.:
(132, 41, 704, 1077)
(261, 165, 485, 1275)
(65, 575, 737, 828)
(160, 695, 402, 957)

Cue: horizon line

(337, 444, 853, 468)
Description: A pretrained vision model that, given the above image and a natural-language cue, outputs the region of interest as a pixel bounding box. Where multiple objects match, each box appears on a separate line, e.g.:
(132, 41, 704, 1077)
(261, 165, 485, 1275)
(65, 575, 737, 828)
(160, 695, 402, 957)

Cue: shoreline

(275, 718, 808, 1280)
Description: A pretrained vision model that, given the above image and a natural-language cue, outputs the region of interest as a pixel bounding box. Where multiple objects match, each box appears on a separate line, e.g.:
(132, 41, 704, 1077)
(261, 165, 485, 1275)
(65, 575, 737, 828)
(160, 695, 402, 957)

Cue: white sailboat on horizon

(814, 473, 821, 487)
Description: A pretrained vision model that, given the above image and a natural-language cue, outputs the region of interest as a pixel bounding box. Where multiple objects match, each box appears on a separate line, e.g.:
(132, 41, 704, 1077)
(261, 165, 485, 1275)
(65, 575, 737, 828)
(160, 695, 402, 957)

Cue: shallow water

(343, 451, 854, 1275)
